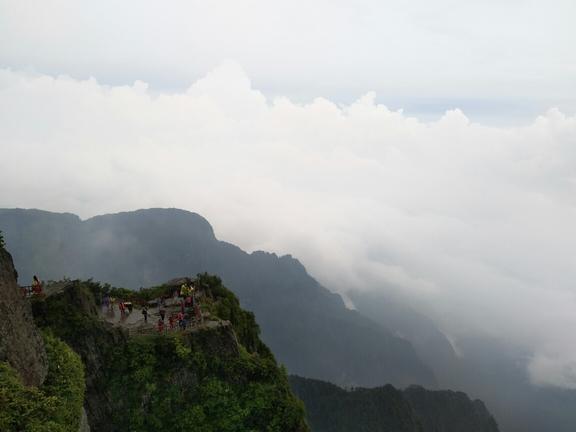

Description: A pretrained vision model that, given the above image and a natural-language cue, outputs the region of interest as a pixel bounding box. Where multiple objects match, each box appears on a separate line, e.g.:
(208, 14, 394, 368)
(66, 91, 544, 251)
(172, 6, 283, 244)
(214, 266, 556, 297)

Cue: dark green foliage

(40, 333, 86, 430)
(197, 273, 271, 355)
(290, 376, 423, 432)
(0, 230, 4, 249)
(86, 279, 169, 304)
(32, 281, 102, 344)
(33, 279, 308, 432)
(106, 333, 306, 432)
(290, 376, 501, 432)
(0, 333, 85, 432)
(403, 386, 499, 432)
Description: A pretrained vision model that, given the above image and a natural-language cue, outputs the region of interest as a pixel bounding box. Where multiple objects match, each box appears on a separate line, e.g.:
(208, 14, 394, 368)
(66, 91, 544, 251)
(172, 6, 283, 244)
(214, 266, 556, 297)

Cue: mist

(1, 63, 575, 388)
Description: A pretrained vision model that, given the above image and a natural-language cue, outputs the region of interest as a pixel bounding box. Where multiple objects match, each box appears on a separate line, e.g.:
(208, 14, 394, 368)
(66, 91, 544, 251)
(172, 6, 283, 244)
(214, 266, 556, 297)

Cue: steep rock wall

(0, 247, 47, 386)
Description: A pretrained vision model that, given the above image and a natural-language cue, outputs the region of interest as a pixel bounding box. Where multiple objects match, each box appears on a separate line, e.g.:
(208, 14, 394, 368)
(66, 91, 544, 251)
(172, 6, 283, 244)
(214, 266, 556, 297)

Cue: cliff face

(0, 244, 85, 432)
(31, 276, 309, 432)
(31, 281, 127, 429)
(290, 376, 500, 432)
(0, 246, 48, 386)
(0, 237, 307, 431)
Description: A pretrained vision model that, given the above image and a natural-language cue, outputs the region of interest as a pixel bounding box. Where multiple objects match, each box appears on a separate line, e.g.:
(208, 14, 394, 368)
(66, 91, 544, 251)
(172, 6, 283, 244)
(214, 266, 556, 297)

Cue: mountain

(351, 288, 576, 432)
(403, 385, 499, 432)
(444, 336, 576, 432)
(290, 376, 500, 432)
(0, 242, 309, 431)
(0, 207, 435, 389)
(349, 290, 462, 389)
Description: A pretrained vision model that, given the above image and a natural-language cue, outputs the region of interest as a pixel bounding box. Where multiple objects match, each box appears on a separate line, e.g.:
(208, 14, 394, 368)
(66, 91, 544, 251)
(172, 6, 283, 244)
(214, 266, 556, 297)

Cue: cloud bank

(1, 0, 575, 121)
(1, 64, 576, 388)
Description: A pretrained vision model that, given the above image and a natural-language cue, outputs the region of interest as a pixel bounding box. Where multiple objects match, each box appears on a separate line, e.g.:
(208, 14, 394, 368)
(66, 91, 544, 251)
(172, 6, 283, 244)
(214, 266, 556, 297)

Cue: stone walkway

(31, 281, 229, 336)
(99, 299, 229, 336)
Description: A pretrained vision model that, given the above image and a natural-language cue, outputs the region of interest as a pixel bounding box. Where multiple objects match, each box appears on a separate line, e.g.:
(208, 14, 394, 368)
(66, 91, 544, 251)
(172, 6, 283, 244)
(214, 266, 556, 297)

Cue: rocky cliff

(0, 243, 85, 432)
(0, 244, 48, 386)
(31, 275, 309, 432)
(0, 239, 309, 431)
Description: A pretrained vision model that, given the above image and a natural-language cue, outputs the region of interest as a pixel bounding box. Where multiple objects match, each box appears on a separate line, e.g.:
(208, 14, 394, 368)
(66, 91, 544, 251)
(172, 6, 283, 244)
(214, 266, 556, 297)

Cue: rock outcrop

(290, 376, 500, 432)
(0, 246, 47, 386)
(31, 276, 309, 432)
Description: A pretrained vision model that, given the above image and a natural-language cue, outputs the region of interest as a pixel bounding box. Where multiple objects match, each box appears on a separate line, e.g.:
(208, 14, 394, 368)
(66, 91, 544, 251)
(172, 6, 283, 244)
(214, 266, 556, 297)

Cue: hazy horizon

(1, 0, 576, 392)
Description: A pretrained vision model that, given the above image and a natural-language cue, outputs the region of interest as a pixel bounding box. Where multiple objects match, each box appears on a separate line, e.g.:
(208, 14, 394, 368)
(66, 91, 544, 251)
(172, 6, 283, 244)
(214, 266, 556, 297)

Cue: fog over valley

(1, 64, 575, 389)
(1, 2, 575, 431)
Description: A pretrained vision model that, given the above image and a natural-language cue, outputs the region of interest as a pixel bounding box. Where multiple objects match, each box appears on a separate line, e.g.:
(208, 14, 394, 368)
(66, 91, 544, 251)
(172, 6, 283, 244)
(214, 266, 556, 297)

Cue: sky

(1, 0, 576, 388)
(1, 0, 575, 122)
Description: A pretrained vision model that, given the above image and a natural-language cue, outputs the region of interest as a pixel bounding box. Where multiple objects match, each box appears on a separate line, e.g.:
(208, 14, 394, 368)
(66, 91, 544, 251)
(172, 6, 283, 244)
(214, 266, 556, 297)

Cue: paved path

(26, 281, 229, 336)
(99, 299, 229, 336)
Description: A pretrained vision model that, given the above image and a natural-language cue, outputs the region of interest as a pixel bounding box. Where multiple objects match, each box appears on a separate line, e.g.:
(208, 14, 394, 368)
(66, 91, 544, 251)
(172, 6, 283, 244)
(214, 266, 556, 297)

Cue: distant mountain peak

(0, 207, 436, 389)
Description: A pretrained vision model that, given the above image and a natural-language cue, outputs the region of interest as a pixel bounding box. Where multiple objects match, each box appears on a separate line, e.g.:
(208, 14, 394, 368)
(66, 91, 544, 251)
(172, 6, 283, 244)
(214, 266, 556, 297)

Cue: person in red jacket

(119, 301, 126, 318)
(32, 275, 43, 295)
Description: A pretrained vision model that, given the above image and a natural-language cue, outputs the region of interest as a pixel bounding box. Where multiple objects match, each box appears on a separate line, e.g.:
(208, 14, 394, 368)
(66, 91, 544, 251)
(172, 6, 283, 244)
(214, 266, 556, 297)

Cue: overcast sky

(1, 0, 575, 122)
(1, 0, 576, 388)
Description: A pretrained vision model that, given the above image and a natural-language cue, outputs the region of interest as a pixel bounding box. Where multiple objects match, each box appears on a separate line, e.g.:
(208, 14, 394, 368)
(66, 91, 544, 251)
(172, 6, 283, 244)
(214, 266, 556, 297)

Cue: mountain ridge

(290, 376, 500, 432)
(0, 207, 436, 389)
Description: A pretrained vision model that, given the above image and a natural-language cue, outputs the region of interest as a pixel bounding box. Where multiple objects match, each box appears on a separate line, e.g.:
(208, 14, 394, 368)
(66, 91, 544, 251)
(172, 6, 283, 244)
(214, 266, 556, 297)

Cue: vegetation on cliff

(0, 332, 85, 432)
(32, 275, 308, 432)
(290, 376, 423, 432)
(403, 385, 499, 432)
(290, 376, 500, 432)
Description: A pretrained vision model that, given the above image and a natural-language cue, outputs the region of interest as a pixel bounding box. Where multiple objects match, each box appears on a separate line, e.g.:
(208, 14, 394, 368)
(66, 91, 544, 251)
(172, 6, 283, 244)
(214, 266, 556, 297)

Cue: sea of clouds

(1, 63, 575, 388)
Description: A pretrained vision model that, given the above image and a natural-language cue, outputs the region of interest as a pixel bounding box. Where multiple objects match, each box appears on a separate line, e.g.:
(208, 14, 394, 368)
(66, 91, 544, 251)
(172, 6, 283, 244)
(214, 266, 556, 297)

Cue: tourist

(119, 301, 126, 318)
(32, 275, 43, 295)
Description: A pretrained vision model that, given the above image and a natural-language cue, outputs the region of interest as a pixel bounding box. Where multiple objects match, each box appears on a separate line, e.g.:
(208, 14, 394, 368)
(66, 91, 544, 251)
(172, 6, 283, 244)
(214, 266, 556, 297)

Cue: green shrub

(32, 277, 307, 432)
(0, 333, 85, 432)
(105, 333, 306, 432)
(42, 332, 86, 430)
(197, 273, 270, 356)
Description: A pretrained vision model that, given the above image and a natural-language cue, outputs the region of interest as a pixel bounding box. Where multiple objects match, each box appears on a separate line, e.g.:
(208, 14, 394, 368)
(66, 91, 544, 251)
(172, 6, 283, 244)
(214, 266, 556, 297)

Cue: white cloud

(1, 0, 575, 121)
(1, 64, 576, 388)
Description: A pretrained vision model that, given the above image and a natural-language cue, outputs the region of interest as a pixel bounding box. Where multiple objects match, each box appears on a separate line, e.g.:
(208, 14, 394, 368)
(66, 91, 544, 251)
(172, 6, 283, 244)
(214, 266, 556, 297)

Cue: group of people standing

(102, 295, 133, 317)
(155, 282, 203, 333)
(99, 280, 205, 334)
